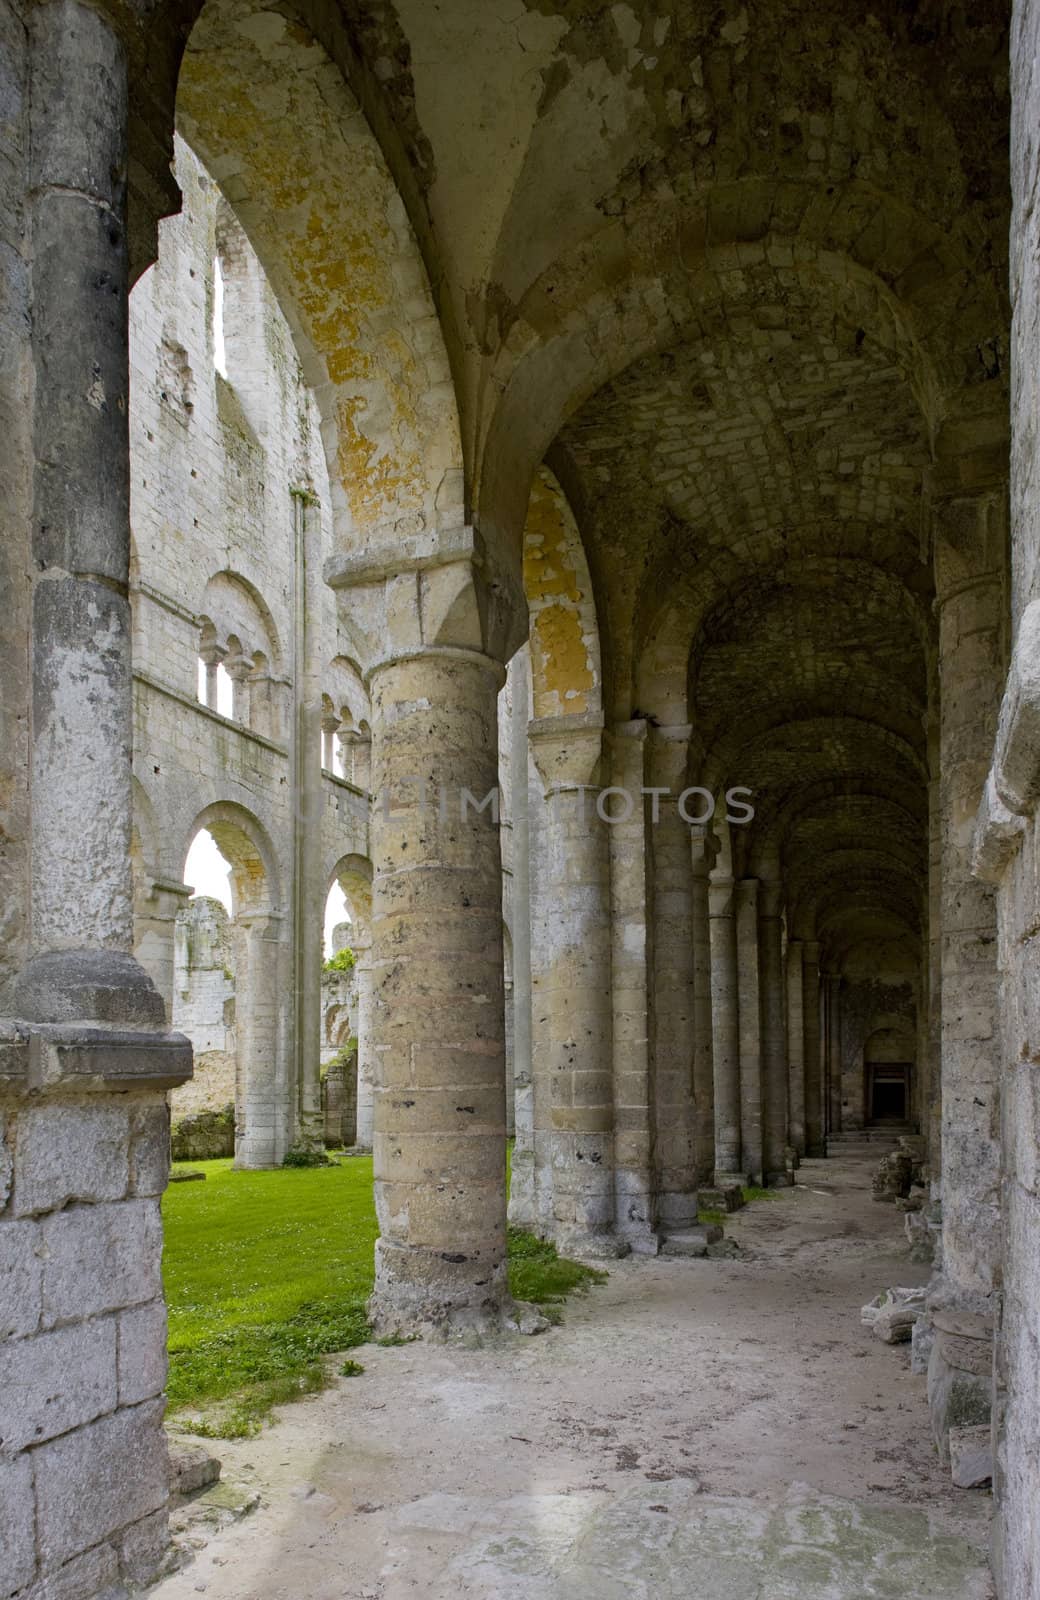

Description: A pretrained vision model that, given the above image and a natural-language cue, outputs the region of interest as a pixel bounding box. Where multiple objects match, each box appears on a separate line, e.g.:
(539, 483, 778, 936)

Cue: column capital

(690, 825, 718, 877)
(528, 710, 604, 791)
(648, 722, 692, 789)
(326, 534, 526, 668)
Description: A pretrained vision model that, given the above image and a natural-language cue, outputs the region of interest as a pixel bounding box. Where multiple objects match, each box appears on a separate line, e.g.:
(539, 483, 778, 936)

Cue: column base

(13, 949, 166, 1027)
(805, 1143, 827, 1158)
(657, 1192, 702, 1234)
(552, 1226, 632, 1260)
(765, 1169, 794, 1187)
(926, 1305, 994, 1460)
(369, 1239, 548, 1339)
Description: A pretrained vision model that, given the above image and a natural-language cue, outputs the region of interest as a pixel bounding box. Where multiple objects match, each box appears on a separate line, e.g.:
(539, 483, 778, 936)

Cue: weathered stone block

(18, 1539, 122, 1600)
(116, 1506, 170, 1588)
(13, 1103, 129, 1216)
(0, 1317, 116, 1452)
(950, 1424, 993, 1489)
(128, 1103, 171, 1196)
(118, 1300, 167, 1406)
(168, 1439, 222, 1499)
(0, 1218, 43, 1339)
(42, 1199, 162, 1326)
(0, 1454, 37, 1599)
(34, 1400, 169, 1569)
(0, 1111, 12, 1210)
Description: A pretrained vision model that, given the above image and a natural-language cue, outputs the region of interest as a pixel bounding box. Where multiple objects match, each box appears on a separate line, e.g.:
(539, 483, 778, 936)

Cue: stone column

(528, 713, 618, 1254)
(786, 940, 806, 1157)
(826, 976, 843, 1136)
(506, 649, 537, 1227)
(224, 650, 252, 726)
(928, 492, 1005, 1449)
(736, 879, 764, 1185)
(609, 720, 657, 1250)
(690, 829, 717, 1183)
(289, 490, 324, 1155)
(134, 878, 193, 1018)
(367, 648, 512, 1333)
(802, 941, 824, 1155)
(759, 882, 790, 1184)
(709, 872, 744, 1182)
(233, 911, 288, 1168)
(649, 727, 699, 1231)
(0, 8, 192, 1592)
(352, 942, 375, 1149)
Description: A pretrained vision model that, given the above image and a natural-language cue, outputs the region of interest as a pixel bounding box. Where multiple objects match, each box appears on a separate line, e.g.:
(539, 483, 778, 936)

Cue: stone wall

(988, 0, 1040, 1589)
(127, 136, 370, 1164)
(0, 1093, 175, 1598)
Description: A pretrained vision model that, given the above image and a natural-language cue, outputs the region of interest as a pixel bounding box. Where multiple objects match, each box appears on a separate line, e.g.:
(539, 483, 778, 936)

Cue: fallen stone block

(949, 1424, 993, 1488)
(861, 1285, 927, 1330)
(697, 1184, 745, 1213)
(168, 1438, 222, 1500)
(662, 1225, 723, 1258)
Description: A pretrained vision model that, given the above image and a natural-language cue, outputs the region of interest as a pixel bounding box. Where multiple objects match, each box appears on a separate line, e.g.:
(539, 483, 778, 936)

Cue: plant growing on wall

(323, 946, 355, 973)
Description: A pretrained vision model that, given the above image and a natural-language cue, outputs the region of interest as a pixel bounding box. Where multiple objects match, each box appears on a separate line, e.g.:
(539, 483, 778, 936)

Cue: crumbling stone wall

(170, 898, 235, 1122)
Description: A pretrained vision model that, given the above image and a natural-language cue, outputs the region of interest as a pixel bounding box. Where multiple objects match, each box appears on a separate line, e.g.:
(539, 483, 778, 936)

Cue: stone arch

(478, 231, 961, 560)
(524, 465, 603, 722)
(173, 0, 465, 565)
(185, 800, 280, 917)
(199, 569, 282, 671)
(182, 802, 287, 1165)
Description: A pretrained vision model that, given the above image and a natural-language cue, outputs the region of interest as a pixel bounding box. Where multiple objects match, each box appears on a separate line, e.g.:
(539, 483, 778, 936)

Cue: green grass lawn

(162, 1153, 605, 1437)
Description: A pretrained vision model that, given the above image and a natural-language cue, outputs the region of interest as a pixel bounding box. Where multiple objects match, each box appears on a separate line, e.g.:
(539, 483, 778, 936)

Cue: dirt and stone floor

(153, 1152, 993, 1599)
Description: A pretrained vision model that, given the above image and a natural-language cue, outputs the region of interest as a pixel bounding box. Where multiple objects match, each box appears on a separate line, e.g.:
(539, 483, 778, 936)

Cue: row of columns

(507, 714, 854, 1250)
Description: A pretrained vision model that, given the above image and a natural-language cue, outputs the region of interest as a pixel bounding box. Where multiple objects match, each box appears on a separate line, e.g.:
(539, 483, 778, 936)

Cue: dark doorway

(869, 1064, 909, 1123)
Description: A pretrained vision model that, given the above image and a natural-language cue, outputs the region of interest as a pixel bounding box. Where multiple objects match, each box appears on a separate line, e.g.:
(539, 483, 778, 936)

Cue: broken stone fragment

(168, 1439, 223, 1500)
(861, 1285, 927, 1331)
(949, 1424, 993, 1488)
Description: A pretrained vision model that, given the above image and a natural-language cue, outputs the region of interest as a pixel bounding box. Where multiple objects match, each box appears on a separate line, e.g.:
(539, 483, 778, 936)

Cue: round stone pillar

(759, 882, 790, 1184)
(368, 649, 511, 1333)
(825, 975, 843, 1137)
(352, 943, 375, 1149)
(690, 829, 717, 1183)
(786, 939, 806, 1157)
(13, 0, 162, 1028)
(927, 494, 1005, 1452)
(736, 878, 764, 1185)
(709, 873, 744, 1182)
(233, 911, 288, 1169)
(528, 714, 618, 1255)
(649, 727, 699, 1232)
(802, 941, 824, 1155)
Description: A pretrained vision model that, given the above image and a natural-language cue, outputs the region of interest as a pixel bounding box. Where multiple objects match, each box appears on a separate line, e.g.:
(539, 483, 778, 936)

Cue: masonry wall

(994, 2, 1040, 1588)
(0, 0, 31, 1014)
(838, 956, 917, 1131)
(127, 137, 370, 1158)
(0, 1095, 175, 1598)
